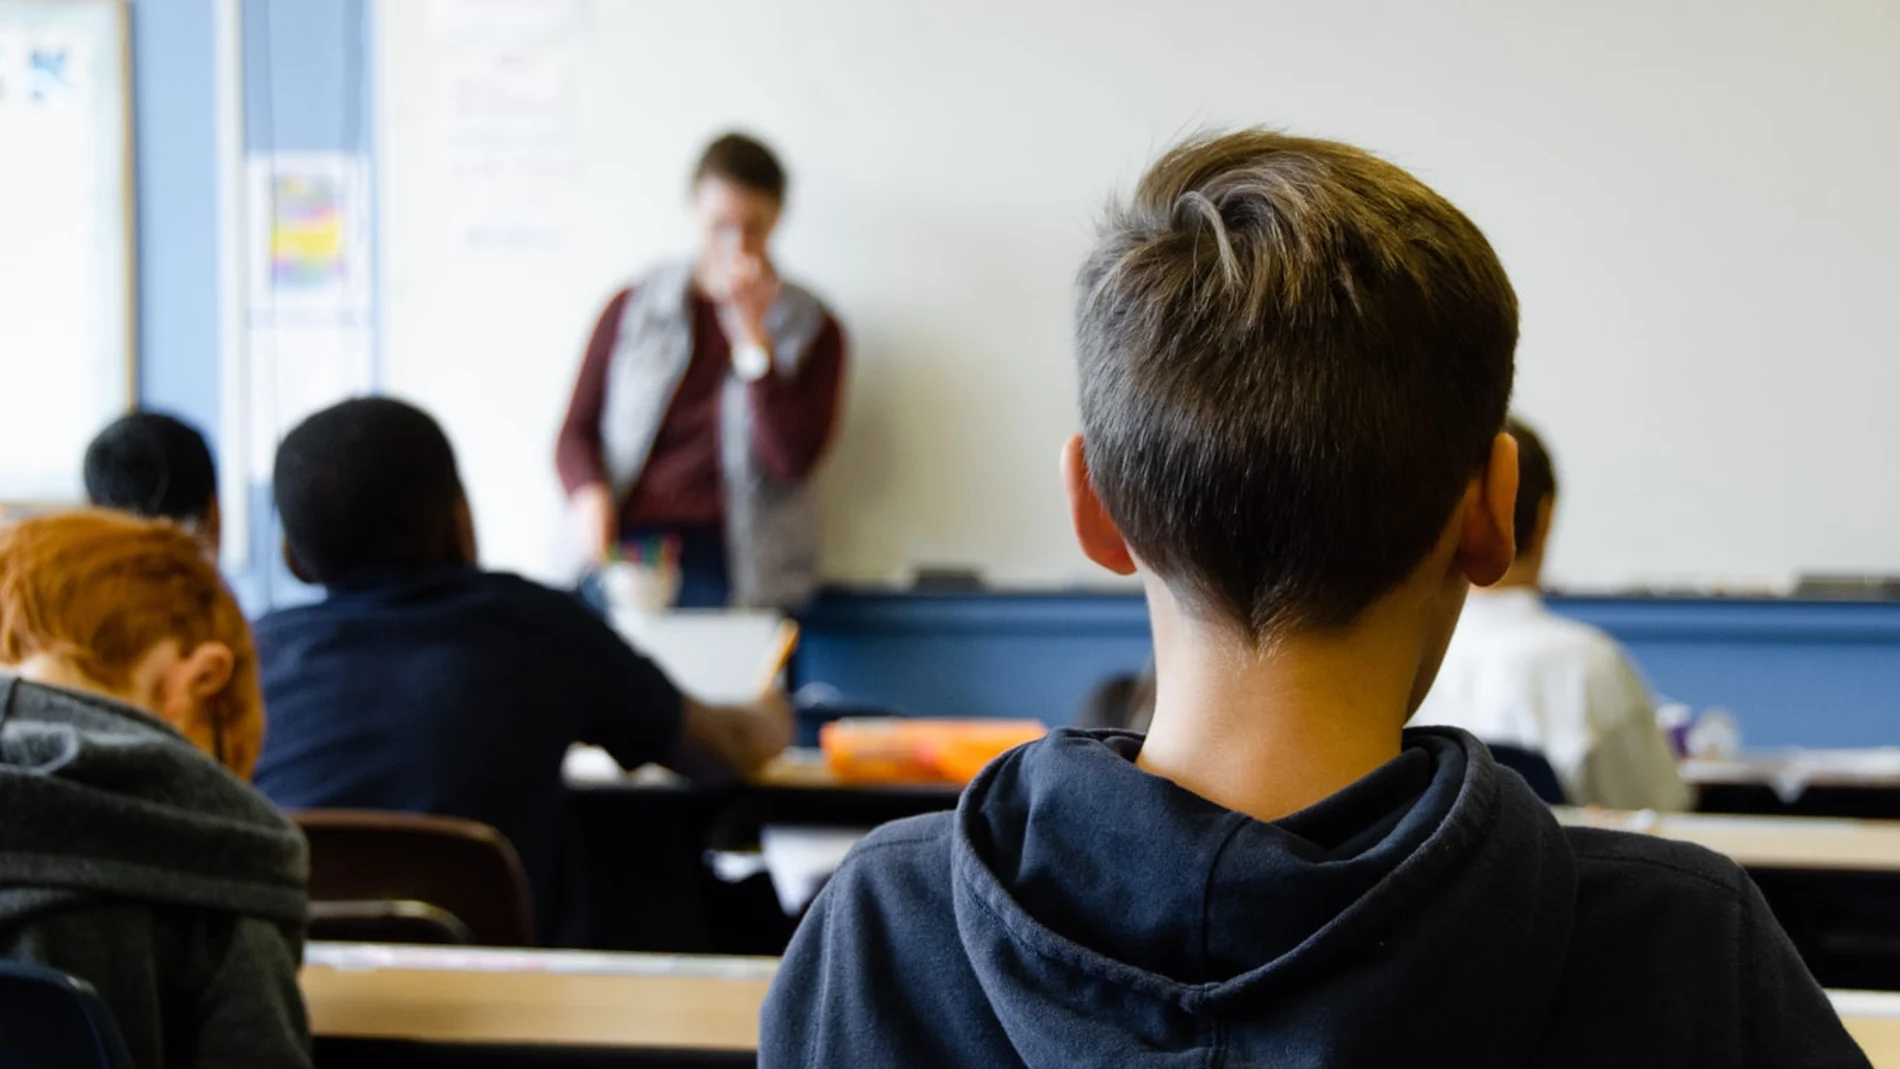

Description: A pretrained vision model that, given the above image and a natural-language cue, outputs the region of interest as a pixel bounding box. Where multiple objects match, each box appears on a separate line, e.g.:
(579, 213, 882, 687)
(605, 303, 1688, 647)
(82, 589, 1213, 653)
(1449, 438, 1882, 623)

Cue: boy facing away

(84, 411, 222, 558)
(0, 512, 309, 1069)
(759, 131, 1867, 1067)
(250, 398, 790, 941)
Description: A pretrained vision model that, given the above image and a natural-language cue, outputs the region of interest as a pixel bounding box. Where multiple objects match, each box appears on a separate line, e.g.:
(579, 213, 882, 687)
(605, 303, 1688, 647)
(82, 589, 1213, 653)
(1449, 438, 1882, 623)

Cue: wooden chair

(293, 810, 536, 947)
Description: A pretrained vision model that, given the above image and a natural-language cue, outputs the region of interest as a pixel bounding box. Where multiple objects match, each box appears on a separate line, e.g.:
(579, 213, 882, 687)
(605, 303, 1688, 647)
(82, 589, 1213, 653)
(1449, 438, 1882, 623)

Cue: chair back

(0, 959, 137, 1069)
(1487, 743, 1568, 805)
(294, 809, 536, 946)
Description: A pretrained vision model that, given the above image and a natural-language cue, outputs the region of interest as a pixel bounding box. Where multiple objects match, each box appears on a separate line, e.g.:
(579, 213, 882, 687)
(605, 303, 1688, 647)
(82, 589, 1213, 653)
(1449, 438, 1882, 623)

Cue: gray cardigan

(600, 260, 829, 608)
(0, 675, 312, 1069)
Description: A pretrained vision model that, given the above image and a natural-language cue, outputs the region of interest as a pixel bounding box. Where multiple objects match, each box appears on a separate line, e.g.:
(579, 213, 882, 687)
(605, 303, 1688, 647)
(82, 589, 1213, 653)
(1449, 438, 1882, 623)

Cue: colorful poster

(268, 171, 347, 292)
(246, 153, 370, 316)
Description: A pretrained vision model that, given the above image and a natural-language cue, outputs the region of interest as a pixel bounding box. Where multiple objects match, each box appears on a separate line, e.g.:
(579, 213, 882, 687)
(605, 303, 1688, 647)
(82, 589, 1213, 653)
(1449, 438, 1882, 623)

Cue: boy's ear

(281, 537, 316, 585)
(1061, 435, 1136, 576)
(1457, 431, 1519, 587)
(178, 641, 236, 701)
(453, 495, 479, 567)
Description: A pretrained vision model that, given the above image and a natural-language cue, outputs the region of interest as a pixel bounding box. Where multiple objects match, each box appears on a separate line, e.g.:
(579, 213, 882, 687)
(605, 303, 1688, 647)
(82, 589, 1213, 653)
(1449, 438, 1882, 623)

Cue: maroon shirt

(556, 286, 847, 529)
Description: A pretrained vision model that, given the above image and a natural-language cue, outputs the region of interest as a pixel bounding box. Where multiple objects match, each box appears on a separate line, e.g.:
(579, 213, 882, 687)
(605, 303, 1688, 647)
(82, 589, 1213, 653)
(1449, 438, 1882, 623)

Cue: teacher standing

(557, 134, 847, 609)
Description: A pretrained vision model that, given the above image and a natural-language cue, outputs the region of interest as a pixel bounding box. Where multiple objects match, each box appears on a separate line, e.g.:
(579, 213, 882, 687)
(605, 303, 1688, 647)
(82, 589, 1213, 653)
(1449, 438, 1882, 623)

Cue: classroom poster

(246, 153, 371, 316)
(243, 154, 375, 482)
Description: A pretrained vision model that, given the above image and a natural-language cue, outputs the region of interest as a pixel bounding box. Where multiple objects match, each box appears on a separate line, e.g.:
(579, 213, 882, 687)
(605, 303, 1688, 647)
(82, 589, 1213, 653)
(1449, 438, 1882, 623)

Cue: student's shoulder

(477, 571, 607, 626)
(825, 813, 957, 903)
(1509, 610, 1643, 691)
(1514, 607, 1624, 660)
(251, 599, 330, 642)
(1556, 826, 1772, 996)
(1564, 825, 1750, 905)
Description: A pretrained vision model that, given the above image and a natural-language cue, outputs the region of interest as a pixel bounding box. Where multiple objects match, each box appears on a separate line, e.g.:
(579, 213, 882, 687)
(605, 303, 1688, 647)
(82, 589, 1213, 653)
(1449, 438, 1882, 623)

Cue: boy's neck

(1134, 584, 1436, 825)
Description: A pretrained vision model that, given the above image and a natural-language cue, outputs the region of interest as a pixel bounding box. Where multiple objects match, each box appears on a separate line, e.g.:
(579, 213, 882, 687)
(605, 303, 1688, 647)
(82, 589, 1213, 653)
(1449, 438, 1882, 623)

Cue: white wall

(378, 0, 1900, 591)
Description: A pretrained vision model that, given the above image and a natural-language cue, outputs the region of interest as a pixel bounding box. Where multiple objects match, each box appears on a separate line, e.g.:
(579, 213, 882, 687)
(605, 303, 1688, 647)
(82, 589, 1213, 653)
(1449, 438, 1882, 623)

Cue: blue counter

(791, 589, 1900, 749)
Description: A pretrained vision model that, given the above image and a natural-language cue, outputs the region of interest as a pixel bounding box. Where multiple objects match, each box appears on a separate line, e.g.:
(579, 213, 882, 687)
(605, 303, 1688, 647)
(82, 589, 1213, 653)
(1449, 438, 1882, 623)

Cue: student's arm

(1579, 647, 1693, 811)
(679, 690, 794, 776)
(555, 288, 633, 497)
(1738, 878, 1874, 1069)
(189, 919, 313, 1069)
(574, 607, 791, 776)
(747, 315, 846, 481)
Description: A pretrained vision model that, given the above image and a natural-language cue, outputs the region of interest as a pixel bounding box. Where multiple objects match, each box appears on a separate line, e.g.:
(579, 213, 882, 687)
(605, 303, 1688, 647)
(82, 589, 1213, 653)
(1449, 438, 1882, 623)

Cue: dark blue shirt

(251, 567, 682, 930)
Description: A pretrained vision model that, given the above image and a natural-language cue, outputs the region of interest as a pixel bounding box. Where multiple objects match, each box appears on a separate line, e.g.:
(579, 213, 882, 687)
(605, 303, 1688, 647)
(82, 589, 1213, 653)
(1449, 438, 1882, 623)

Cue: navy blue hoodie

(761, 728, 1869, 1067)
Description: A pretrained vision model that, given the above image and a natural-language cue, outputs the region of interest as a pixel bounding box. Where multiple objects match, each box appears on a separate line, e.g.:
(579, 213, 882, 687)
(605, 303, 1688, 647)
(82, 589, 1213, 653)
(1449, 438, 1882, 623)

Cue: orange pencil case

(819, 718, 1047, 785)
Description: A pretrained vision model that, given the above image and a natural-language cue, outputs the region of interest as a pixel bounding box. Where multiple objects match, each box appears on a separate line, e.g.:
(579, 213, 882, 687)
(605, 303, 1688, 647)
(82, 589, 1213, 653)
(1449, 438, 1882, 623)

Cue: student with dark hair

(556, 131, 847, 609)
(252, 397, 791, 937)
(1413, 417, 1690, 810)
(83, 411, 221, 555)
(759, 131, 1864, 1066)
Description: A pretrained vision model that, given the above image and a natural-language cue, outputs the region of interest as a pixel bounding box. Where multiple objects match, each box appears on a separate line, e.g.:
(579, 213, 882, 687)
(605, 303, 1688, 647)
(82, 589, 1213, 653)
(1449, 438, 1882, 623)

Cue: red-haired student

(0, 510, 310, 1069)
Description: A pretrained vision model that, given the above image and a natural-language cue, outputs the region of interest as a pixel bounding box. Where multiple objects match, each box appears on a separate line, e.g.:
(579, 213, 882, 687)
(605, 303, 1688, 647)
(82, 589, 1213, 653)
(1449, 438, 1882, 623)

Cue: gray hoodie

(0, 674, 312, 1069)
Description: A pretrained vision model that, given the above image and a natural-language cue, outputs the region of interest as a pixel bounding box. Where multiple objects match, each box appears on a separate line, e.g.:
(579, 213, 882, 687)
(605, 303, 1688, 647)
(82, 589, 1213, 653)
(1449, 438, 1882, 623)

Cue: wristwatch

(733, 341, 772, 383)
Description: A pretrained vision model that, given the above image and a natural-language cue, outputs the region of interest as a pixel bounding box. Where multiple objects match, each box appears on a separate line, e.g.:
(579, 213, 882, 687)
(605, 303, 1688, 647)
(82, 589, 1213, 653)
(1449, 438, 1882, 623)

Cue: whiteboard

(377, 0, 1900, 592)
(0, 0, 132, 503)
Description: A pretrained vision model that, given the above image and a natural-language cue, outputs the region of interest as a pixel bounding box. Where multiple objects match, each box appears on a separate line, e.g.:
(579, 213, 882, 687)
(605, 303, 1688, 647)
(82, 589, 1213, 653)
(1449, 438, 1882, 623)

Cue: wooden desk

(1686, 752, 1900, 820)
(1558, 809, 1900, 872)
(302, 943, 774, 1051)
(1837, 991, 1900, 1068)
(1686, 752, 1900, 791)
(556, 749, 961, 954)
(304, 944, 1899, 1066)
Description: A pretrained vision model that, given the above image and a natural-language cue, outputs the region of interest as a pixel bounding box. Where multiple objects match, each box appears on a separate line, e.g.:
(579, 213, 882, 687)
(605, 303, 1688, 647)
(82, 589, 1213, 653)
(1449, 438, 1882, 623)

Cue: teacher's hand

(570, 482, 618, 564)
(717, 253, 781, 349)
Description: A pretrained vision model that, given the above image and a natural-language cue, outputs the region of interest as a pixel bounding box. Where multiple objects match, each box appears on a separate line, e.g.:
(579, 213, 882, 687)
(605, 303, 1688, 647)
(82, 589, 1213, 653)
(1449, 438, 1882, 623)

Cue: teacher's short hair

(693, 132, 787, 202)
(273, 397, 466, 585)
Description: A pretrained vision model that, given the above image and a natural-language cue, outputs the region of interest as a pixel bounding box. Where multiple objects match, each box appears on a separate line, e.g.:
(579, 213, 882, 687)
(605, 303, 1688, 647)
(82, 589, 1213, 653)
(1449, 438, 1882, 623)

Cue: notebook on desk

(610, 609, 793, 704)
(565, 610, 795, 783)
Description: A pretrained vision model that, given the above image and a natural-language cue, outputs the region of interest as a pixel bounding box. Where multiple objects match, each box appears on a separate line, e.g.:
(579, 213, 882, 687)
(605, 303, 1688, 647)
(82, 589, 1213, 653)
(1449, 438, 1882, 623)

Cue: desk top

(302, 944, 1900, 1063)
(564, 745, 963, 794)
(1684, 750, 1900, 794)
(1558, 809, 1900, 872)
(1838, 991, 1900, 1068)
(301, 943, 775, 1051)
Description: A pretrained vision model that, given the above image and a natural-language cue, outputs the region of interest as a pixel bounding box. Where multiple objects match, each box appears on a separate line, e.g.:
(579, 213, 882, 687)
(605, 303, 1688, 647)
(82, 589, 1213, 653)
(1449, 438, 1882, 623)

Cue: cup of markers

(599, 533, 684, 615)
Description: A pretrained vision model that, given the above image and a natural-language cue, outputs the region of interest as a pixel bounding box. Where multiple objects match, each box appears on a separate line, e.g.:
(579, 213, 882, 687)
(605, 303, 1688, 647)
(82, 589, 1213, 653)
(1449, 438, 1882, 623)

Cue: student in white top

(1412, 418, 1692, 811)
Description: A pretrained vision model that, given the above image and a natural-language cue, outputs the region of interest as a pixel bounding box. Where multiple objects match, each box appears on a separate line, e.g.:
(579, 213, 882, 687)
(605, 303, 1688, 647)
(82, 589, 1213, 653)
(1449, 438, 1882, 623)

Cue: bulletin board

(0, 0, 133, 504)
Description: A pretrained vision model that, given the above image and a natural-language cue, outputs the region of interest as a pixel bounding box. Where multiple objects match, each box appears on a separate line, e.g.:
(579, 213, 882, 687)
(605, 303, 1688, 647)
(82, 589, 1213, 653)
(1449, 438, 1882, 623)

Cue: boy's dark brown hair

(1076, 129, 1518, 636)
(693, 132, 787, 202)
(273, 398, 466, 585)
(1507, 416, 1557, 555)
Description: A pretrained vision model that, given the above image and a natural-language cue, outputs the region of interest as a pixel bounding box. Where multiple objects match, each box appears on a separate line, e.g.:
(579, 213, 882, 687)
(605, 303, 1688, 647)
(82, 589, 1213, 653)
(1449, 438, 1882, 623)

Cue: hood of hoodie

(950, 727, 1578, 1067)
(0, 675, 307, 928)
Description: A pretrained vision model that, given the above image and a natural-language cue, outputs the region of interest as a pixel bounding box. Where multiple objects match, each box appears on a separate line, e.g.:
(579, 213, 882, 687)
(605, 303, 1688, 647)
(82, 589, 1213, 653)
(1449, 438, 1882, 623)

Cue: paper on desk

(611, 608, 788, 704)
(761, 825, 872, 915)
(561, 745, 684, 784)
(306, 942, 778, 980)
